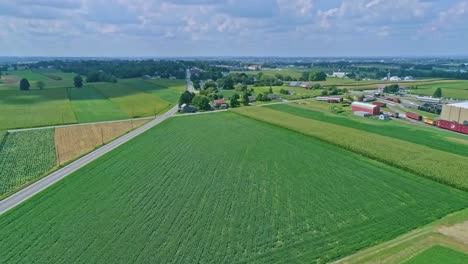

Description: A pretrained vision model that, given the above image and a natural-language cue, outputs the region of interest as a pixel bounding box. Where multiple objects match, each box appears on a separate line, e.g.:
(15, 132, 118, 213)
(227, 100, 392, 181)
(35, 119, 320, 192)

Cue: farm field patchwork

(0, 112, 467, 263)
(265, 103, 468, 157)
(120, 78, 186, 103)
(232, 106, 468, 190)
(334, 208, 468, 264)
(0, 70, 76, 89)
(54, 119, 149, 164)
(0, 129, 56, 198)
(67, 86, 129, 123)
(411, 81, 468, 100)
(93, 82, 173, 118)
(403, 246, 468, 264)
(0, 89, 77, 130)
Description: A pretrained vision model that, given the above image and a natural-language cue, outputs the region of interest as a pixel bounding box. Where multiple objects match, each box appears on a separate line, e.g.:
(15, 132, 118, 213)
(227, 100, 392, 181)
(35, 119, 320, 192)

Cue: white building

(389, 76, 401, 81)
(332, 72, 347, 78)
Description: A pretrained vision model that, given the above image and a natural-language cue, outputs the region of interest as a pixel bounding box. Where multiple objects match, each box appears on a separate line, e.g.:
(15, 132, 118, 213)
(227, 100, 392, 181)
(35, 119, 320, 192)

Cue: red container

(406, 112, 422, 121)
(437, 120, 468, 135)
(352, 106, 380, 115)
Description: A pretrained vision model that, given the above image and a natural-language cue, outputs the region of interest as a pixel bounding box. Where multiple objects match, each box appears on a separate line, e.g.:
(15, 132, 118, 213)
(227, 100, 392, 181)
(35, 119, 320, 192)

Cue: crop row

(233, 106, 468, 191)
(0, 112, 466, 263)
(0, 129, 56, 197)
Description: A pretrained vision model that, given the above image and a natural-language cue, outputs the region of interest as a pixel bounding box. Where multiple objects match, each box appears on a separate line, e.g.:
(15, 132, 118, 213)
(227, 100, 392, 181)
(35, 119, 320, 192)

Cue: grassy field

(335, 208, 468, 264)
(67, 86, 129, 123)
(0, 70, 76, 89)
(411, 81, 468, 100)
(0, 129, 56, 198)
(120, 78, 186, 103)
(403, 246, 468, 264)
(89, 82, 172, 118)
(232, 106, 468, 190)
(265, 103, 468, 157)
(0, 89, 77, 130)
(0, 74, 185, 129)
(0, 112, 467, 263)
(54, 119, 148, 164)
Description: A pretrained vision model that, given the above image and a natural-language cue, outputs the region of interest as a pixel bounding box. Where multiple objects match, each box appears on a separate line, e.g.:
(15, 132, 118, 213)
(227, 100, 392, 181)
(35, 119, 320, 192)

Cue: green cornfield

(0, 112, 466, 263)
(0, 129, 56, 197)
(264, 104, 468, 158)
(233, 106, 468, 191)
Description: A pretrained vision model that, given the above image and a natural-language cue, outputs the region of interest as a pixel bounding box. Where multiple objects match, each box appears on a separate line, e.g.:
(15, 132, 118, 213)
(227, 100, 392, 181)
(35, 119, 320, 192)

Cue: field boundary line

(7, 116, 155, 133)
(0, 105, 178, 216)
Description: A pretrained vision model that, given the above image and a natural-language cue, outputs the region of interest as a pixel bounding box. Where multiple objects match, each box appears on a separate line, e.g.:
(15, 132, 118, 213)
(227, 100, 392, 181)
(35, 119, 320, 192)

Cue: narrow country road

(0, 106, 178, 216)
(0, 75, 192, 216)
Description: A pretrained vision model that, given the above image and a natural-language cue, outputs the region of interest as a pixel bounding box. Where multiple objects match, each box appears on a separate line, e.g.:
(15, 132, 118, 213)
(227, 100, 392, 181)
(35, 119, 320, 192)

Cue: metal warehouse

(351, 102, 381, 115)
(438, 102, 468, 135)
(440, 102, 468, 124)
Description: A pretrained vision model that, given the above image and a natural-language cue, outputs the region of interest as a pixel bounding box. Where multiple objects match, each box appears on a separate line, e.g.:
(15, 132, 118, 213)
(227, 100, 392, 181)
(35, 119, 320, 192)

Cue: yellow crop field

(54, 119, 149, 164)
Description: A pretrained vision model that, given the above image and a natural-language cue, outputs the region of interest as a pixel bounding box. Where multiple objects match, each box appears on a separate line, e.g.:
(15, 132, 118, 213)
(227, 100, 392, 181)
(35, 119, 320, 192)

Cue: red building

(351, 102, 380, 115)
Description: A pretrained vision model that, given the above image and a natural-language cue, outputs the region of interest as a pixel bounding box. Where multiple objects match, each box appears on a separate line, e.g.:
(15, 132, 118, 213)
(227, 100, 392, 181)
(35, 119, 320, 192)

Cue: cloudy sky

(0, 0, 467, 57)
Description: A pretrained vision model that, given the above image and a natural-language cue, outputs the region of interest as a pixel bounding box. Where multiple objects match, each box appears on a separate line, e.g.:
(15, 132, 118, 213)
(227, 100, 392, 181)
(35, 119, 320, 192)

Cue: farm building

(351, 102, 381, 115)
(180, 104, 197, 113)
(213, 99, 229, 109)
(247, 96, 256, 103)
(332, 72, 347, 78)
(316, 96, 342, 103)
(416, 96, 441, 104)
(289, 81, 299, 87)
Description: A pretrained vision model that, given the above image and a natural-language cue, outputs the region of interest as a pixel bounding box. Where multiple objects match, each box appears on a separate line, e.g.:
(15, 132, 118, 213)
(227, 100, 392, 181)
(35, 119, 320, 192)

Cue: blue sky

(0, 0, 467, 57)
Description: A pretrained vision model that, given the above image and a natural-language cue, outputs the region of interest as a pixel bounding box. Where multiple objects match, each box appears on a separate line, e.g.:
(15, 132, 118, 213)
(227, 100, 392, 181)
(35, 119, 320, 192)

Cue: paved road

(0, 105, 178, 216)
(0, 76, 194, 216)
(186, 69, 197, 93)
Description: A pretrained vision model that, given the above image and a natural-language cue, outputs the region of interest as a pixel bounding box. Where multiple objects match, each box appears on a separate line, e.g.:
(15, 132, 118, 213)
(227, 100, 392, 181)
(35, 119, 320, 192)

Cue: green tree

(193, 79, 201, 90)
(203, 80, 218, 91)
(192, 95, 211, 111)
(433, 88, 442, 98)
(268, 87, 273, 94)
(310, 71, 327, 81)
(223, 76, 234, 90)
(300, 72, 310, 81)
(179, 91, 195, 106)
(312, 83, 321, 90)
(74, 75, 83, 88)
(242, 91, 250, 106)
(321, 90, 328, 96)
(230, 94, 240, 108)
(19, 78, 30, 91)
(36, 81, 45, 90)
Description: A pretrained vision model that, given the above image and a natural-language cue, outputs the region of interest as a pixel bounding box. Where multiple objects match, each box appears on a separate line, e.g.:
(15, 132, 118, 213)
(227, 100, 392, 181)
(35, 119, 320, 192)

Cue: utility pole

(101, 127, 104, 145)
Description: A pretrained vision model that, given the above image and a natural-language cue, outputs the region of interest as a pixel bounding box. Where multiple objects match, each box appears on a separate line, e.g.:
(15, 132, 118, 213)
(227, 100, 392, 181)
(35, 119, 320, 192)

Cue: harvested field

(54, 119, 148, 164)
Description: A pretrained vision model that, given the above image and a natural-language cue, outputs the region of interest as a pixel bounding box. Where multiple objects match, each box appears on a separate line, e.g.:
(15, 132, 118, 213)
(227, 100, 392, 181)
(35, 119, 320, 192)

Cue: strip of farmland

(232, 107, 468, 190)
(0, 112, 466, 263)
(0, 129, 56, 198)
(265, 103, 468, 157)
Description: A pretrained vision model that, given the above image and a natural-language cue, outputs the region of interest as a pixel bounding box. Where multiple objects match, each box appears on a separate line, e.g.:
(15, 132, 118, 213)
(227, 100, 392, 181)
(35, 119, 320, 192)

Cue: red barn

(351, 102, 380, 115)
